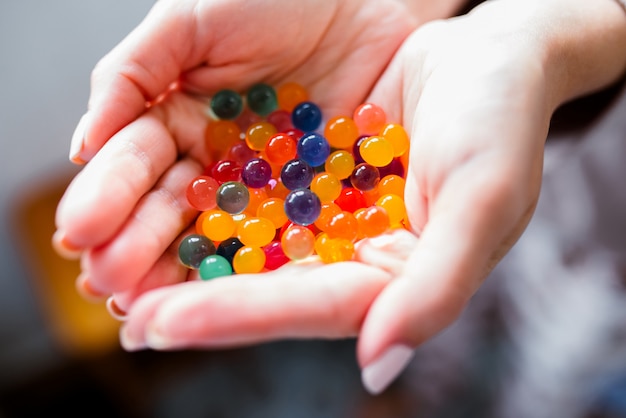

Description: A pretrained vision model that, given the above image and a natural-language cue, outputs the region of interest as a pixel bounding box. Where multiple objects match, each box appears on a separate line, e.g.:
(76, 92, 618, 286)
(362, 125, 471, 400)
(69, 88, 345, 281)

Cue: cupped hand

(54, 0, 416, 298)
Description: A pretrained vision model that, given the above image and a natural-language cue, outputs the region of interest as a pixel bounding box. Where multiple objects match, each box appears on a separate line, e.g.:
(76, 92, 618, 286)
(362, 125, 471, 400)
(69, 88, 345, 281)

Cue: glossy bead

(354, 205, 390, 238)
(352, 135, 368, 164)
(315, 234, 354, 264)
(264, 133, 297, 166)
(277, 82, 309, 112)
(216, 181, 250, 214)
(310, 172, 342, 203)
(325, 150, 355, 179)
(324, 116, 359, 149)
(178, 234, 216, 269)
(237, 216, 276, 247)
(266, 177, 291, 199)
(353, 102, 386, 135)
(211, 89, 243, 120)
(378, 174, 405, 198)
(232, 246, 266, 274)
(359, 136, 394, 167)
(257, 197, 288, 229)
(211, 160, 242, 184)
(281, 224, 315, 260)
(280, 158, 314, 190)
(314, 201, 341, 231)
(246, 83, 278, 116)
(226, 142, 257, 166)
(380, 123, 410, 157)
(263, 241, 290, 270)
(241, 157, 272, 188)
(199, 254, 233, 280)
(378, 157, 405, 178)
(266, 110, 293, 133)
(246, 121, 277, 151)
(297, 132, 330, 167)
(205, 120, 242, 161)
(334, 187, 366, 213)
(186, 175, 219, 211)
(325, 211, 359, 242)
(376, 193, 407, 227)
(201, 209, 236, 242)
(291, 101, 322, 132)
(284, 188, 321, 226)
(216, 237, 245, 266)
(350, 163, 380, 192)
(244, 186, 269, 216)
(195, 210, 211, 235)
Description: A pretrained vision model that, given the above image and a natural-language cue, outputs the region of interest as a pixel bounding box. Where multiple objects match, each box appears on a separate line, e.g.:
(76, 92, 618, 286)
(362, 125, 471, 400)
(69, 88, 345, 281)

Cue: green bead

(211, 89, 243, 120)
(199, 254, 233, 280)
(246, 83, 278, 117)
(178, 234, 216, 269)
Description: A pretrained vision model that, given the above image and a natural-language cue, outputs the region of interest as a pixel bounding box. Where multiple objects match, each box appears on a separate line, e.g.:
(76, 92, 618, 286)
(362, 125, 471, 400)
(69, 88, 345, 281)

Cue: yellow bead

(256, 197, 288, 229)
(310, 172, 342, 202)
(233, 246, 266, 274)
(359, 136, 394, 167)
(325, 150, 355, 179)
(376, 194, 407, 227)
(237, 216, 276, 247)
(379, 123, 410, 157)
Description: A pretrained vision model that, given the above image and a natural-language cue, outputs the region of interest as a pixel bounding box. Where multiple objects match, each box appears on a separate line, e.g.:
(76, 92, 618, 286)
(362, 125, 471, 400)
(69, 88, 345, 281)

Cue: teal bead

(211, 89, 243, 120)
(199, 254, 233, 280)
(246, 83, 278, 117)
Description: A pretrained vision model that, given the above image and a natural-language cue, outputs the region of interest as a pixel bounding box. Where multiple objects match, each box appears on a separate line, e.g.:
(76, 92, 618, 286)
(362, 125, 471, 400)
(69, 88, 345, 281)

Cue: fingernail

(75, 273, 107, 302)
(69, 112, 90, 164)
(106, 297, 128, 321)
(145, 322, 171, 350)
(361, 345, 414, 395)
(119, 325, 147, 352)
(367, 234, 397, 249)
(51, 230, 82, 259)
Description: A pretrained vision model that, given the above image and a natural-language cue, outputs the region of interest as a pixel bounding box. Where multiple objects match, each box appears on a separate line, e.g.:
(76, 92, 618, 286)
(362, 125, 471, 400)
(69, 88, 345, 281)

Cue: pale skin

(54, 0, 626, 395)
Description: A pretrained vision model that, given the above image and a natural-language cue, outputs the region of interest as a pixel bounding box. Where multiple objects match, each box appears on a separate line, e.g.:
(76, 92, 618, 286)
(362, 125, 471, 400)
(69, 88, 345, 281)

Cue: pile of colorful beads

(178, 82, 410, 280)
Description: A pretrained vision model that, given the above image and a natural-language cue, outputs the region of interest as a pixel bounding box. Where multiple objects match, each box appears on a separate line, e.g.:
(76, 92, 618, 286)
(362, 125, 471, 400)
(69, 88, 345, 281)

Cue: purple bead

(280, 158, 314, 190)
(350, 163, 380, 191)
(284, 188, 321, 226)
(378, 157, 405, 178)
(241, 157, 272, 188)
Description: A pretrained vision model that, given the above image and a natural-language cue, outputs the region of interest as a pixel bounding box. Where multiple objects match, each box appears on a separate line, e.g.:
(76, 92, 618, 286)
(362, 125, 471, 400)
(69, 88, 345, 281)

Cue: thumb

(356, 163, 536, 395)
(71, 1, 197, 163)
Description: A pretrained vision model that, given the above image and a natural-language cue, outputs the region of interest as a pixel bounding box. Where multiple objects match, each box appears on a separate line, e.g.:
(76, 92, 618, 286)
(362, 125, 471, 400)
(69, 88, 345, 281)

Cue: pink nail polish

(361, 345, 414, 395)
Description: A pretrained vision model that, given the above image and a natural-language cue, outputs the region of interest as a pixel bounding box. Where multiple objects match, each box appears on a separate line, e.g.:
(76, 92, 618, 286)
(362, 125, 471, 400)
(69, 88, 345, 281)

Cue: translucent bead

(178, 234, 216, 269)
(201, 209, 236, 242)
(216, 181, 250, 214)
(350, 163, 380, 192)
(280, 158, 314, 190)
(334, 187, 366, 213)
(284, 188, 322, 226)
(199, 254, 233, 280)
(277, 82, 309, 112)
(263, 241, 290, 270)
(376, 193, 407, 227)
(186, 175, 219, 211)
(315, 233, 354, 264)
(297, 132, 330, 167)
(236, 216, 276, 247)
(264, 133, 297, 166)
(281, 224, 315, 260)
(233, 246, 266, 274)
(353, 102, 386, 135)
(257, 197, 288, 229)
(291, 101, 322, 132)
(246, 83, 278, 117)
(325, 211, 359, 242)
(380, 123, 410, 157)
(205, 120, 241, 161)
(354, 205, 390, 238)
(314, 201, 341, 231)
(266, 110, 294, 133)
(246, 121, 277, 151)
(310, 172, 342, 203)
(359, 136, 394, 167)
(324, 115, 359, 149)
(325, 150, 355, 180)
(210, 89, 243, 120)
(378, 174, 405, 198)
(241, 157, 272, 188)
(216, 237, 245, 266)
(211, 160, 242, 184)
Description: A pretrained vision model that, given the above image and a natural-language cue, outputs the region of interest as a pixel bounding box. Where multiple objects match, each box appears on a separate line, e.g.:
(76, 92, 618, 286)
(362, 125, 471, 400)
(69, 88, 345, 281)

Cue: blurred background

(1, 1, 626, 418)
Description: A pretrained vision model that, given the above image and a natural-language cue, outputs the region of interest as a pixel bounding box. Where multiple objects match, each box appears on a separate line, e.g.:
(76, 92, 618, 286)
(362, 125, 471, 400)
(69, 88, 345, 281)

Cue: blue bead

(284, 188, 321, 226)
(241, 157, 272, 188)
(297, 133, 330, 167)
(280, 158, 314, 190)
(291, 101, 322, 132)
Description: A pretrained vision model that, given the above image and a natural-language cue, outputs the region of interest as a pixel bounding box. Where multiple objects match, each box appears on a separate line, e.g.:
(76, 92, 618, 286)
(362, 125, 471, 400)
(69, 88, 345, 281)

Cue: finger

(357, 162, 536, 395)
(56, 93, 207, 252)
(75, 1, 199, 163)
(82, 157, 202, 294)
(119, 261, 393, 351)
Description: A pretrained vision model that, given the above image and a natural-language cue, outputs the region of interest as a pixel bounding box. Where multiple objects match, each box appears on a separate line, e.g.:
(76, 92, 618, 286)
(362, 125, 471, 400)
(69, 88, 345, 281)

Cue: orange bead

(325, 150, 355, 179)
(246, 121, 277, 151)
(281, 224, 315, 260)
(326, 211, 359, 242)
(324, 116, 360, 149)
(380, 123, 410, 157)
(314, 201, 342, 231)
(257, 197, 288, 229)
(376, 194, 407, 227)
(353, 102, 386, 135)
(237, 216, 276, 247)
(245, 187, 269, 216)
(201, 209, 236, 242)
(378, 174, 405, 198)
(233, 246, 266, 274)
(310, 172, 342, 203)
(205, 120, 242, 161)
(277, 82, 309, 112)
(354, 205, 390, 238)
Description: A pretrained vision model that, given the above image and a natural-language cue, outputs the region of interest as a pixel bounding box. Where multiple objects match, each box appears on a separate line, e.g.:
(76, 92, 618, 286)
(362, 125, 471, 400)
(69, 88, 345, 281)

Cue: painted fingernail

(75, 273, 107, 302)
(69, 112, 90, 164)
(119, 325, 147, 352)
(361, 345, 414, 395)
(106, 297, 128, 321)
(51, 230, 82, 259)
